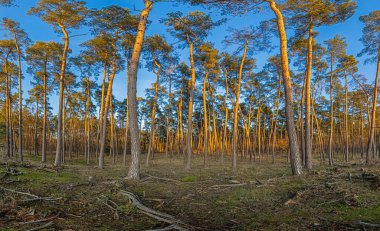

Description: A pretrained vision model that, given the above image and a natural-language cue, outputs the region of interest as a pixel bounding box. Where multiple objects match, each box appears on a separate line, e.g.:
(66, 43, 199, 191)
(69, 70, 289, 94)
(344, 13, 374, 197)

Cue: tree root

(119, 190, 191, 231)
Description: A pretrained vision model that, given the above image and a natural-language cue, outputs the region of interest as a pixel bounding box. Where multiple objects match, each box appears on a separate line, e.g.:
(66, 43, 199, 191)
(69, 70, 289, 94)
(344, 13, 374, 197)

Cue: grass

(0, 153, 380, 230)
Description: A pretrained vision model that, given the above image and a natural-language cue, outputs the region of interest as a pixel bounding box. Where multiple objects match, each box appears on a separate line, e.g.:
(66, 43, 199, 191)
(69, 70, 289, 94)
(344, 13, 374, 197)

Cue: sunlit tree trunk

(13, 34, 23, 162)
(305, 21, 313, 169)
(221, 69, 229, 163)
(186, 41, 196, 169)
(344, 71, 349, 162)
(4, 56, 11, 158)
(268, 0, 302, 175)
(202, 71, 209, 165)
(366, 48, 380, 164)
(328, 54, 335, 166)
(96, 64, 107, 159)
(232, 39, 248, 171)
(146, 60, 161, 167)
(42, 60, 47, 162)
(54, 24, 69, 167)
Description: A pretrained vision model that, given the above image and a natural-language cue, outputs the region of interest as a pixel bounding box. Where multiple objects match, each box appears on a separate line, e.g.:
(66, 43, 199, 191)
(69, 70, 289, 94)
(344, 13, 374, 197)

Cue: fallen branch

(19, 213, 60, 225)
(355, 221, 380, 228)
(97, 197, 120, 220)
(146, 224, 179, 231)
(142, 174, 182, 184)
(209, 183, 247, 190)
(0, 187, 62, 202)
(26, 221, 54, 231)
(119, 190, 190, 231)
(0, 167, 22, 179)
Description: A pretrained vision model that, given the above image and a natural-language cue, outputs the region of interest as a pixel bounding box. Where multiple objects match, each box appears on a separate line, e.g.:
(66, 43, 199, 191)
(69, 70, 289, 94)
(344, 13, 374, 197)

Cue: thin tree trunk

(146, 61, 161, 167)
(202, 71, 209, 166)
(42, 60, 47, 162)
(305, 21, 313, 169)
(328, 53, 334, 166)
(366, 49, 380, 164)
(232, 39, 248, 171)
(54, 25, 69, 167)
(186, 41, 196, 169)
(13, 35, 23, 162)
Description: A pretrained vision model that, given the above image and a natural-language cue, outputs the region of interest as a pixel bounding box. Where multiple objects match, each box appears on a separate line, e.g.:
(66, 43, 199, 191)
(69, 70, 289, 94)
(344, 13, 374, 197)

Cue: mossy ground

(0, 152, 379, 230)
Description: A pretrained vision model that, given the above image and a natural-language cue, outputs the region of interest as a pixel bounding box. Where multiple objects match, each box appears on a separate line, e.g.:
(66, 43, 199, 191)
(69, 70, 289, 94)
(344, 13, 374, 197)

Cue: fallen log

(119, 190, 191, 231)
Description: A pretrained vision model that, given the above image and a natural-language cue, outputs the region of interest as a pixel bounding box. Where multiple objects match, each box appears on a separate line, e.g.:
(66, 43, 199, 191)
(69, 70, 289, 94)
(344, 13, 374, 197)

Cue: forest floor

(0, 153, 380, 231)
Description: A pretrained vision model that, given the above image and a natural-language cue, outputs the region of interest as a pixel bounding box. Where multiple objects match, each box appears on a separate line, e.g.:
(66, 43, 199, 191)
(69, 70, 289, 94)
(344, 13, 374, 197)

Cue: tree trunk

(54, 25, 69, 167)
(305, 22, 313, 169)
(146, 61, 161, 167)
(14, 35, 23, 162)
(232, 40, 248, 171)
(366, 49, 380, 164)
(186, 42, 196, 169)
(221, 68, 229, 163)
(123, 99, 129, 166)
(202, 71, 209, 166)
(268, 0, 302, 175)
(127, 0, 153, 179)
(42, 60, 47, 162)
(344, 71, 349, 162)
(96, 64, 107, 159)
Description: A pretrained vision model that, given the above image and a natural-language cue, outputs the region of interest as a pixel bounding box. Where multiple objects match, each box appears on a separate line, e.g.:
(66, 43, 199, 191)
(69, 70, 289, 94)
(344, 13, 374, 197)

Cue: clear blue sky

(1, 0, 378, 113)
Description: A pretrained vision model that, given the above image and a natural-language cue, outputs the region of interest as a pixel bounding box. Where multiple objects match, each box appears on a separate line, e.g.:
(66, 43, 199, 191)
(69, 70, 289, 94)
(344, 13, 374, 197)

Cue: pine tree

(29, 0, 88, 166)
(359, 10, 380, 163)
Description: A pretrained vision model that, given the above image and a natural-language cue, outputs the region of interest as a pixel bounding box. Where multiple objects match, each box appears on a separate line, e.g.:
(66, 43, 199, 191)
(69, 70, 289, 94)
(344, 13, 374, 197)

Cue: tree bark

(268, 0, 302, 175)
(232, 39, 248, 171)
(305, 22, 313, 169)
(366, 48, 380, 164)
(146, 60, 161, 167)
(54, 25, 69, 167)
(127, 0, 153, 179)
(202, 71, 209, 166)
(186, 42, 196, 169)
(42, 60, 47, 162)
(328, 53, 334, 166)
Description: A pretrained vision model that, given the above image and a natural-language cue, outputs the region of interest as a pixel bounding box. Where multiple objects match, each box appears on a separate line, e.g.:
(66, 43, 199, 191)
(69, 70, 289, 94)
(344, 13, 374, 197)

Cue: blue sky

(0, 0, 379, 113)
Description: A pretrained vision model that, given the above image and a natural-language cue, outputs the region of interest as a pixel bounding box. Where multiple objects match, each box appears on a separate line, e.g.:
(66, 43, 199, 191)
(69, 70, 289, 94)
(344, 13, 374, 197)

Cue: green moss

(68, 159, 87, 165)
(180, 175, 198, 182)
(9, 167, 81, 187)
(117, 204, 136, 214)
(334, 205, 380, 222)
